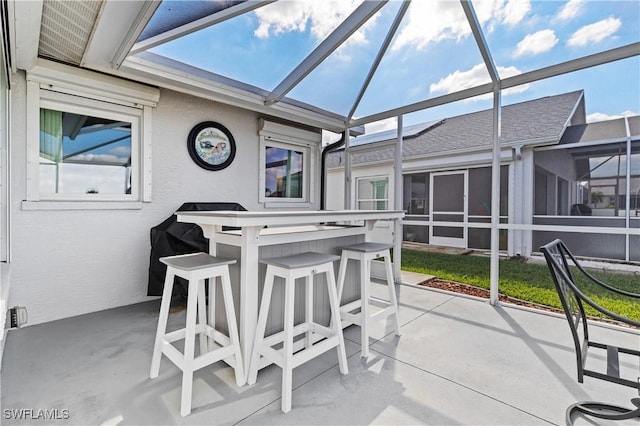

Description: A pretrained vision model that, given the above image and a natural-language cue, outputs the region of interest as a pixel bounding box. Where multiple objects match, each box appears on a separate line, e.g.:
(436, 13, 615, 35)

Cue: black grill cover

(147, 202, 246, 298)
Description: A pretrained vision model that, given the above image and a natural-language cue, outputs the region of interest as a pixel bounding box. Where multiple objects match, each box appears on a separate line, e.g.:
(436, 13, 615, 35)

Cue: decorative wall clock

(187, 121, 236, 171)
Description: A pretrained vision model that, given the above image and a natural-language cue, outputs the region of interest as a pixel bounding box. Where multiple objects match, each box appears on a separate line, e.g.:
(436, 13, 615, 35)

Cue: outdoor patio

(2, 280, 638, 425)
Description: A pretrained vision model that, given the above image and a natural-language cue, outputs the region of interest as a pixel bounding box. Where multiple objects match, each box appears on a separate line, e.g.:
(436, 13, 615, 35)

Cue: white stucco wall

(326, 168, 345, 210)
(8, 70, 319, 325)
(535, 149, 576, 182)
(327, 163, 395, 210)
(327, 163, 395, 243)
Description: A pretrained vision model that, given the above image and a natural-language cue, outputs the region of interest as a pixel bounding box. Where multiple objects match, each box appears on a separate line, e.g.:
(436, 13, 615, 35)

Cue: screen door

(430, 171, 467, 248)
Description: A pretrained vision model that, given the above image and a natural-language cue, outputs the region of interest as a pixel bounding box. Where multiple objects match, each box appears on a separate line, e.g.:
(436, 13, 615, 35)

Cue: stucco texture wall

(326, 163, 395, 243)
(9, 75, 262, 325)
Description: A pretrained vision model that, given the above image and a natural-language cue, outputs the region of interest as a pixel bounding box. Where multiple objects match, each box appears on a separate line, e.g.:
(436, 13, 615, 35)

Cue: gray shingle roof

(327, 90, 584, 168)
(560, 118, 628, 144)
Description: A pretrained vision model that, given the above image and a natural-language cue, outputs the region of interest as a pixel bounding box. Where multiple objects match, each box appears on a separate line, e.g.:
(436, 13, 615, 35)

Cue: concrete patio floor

(1, 282, 638, 425)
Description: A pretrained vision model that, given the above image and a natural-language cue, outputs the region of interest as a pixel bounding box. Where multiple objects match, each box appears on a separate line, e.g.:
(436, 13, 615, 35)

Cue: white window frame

(35, 92, 141, 202)
(0, 36, 9, 262)
(23, 60, 158, 210)
(258, 120, 319, 207)
(356, 176, 389, 210)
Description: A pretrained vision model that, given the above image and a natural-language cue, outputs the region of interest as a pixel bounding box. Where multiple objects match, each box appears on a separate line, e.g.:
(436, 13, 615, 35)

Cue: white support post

(489, 87, 502, 305)
(624, 116, 631, 262)
(240, 225, 261, 374)
(344, 132, 352, 209)
(393, 115, 403, 282)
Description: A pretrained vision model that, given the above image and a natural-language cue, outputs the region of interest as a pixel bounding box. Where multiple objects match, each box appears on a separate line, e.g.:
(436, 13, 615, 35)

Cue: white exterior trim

(258, 119, 320, 206)
(28, 59, 159, 107)
(24, 62, 158, 205)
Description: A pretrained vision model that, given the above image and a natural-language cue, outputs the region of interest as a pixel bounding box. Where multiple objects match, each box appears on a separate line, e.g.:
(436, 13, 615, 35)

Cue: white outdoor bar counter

(176, 209, 405, 371)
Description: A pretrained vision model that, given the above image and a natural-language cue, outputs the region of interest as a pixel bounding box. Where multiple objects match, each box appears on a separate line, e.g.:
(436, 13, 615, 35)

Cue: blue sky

(150, 0, 640, 135)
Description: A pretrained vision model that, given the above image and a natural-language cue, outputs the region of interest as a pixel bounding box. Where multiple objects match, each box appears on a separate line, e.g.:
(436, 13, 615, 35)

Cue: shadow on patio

(2, 281, 638, 425)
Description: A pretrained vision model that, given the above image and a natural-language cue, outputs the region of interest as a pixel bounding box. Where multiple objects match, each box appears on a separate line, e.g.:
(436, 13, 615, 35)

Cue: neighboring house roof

(349, 120, 442, 147)
(560, 115, 640, 144)
(558, 115, 639, 181)
(327, 90, 585, 168)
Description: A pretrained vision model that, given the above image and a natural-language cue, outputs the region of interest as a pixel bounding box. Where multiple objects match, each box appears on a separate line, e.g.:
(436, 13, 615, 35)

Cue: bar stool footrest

(254, 334, 340, 371)
(161, 336, 238, 372)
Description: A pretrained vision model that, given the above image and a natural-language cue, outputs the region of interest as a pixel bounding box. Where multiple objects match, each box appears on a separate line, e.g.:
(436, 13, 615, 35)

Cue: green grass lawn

(401, 249, 640, 322)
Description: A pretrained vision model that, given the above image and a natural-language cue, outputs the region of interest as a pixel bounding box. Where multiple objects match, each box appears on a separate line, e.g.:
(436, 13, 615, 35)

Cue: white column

(520, 148, 534, 257)
(344, 132, 352, 209)
(624, 116, 631, 261)
(489, 87, 502, 305)
(393, 115, 403, 281)
(239, 225, 261, 372)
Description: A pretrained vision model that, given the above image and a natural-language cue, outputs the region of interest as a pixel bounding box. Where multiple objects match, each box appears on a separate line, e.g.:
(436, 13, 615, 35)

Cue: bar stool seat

(336, 242, 401, 358)
(247, 252, 348, 413)
(150, 252, 244, 416)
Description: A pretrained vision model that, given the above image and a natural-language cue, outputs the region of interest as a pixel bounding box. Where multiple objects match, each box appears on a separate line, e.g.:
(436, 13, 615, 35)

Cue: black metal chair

(540, 239, 640, 425)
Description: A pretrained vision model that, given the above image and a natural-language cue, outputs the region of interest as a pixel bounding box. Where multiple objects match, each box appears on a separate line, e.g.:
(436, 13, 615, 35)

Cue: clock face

(187, 122, 236, 171)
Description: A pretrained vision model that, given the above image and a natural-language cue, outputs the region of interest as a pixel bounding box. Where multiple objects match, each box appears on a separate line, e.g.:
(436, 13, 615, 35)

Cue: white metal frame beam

(349, 42, 640, 128)
(501, 42, 640, 90)
(347, 0, 410, 121)
(460, 0, 499, 83)
(461, 0, 501, 305)
(109, 1, 162, 69)
(264, 0, 387, 106)
(119, 52, 349, 133)
(10, 0, 42, 71)
(83, 1, 161, 71)
(130, 1, 276, 56)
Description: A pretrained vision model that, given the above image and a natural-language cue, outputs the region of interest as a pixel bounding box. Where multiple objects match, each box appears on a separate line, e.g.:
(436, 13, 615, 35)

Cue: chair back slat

(541, 239, 640, 422)
(541, 240, 588, 340)
(541, 240, 591, 382)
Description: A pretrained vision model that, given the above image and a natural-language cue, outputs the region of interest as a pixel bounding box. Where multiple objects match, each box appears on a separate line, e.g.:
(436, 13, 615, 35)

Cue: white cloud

(254, 2, 310, 38)
(586, 110, 637, 123)
(71, 153, 129, 164)
(430, 64, 490, 94)
(110, 146, 132, 157)
(253, 0, 376, 47)
(430, 63, 529, 99)
(392, 0, 530, 51)
(514, 29, 558, 57)
(393, 1, 470, 51)
(557, 0, 584, 21)
(502, 0, 531, 26)
(40, 163, 128, 194)
(567, 17, 621, 47)
(365, 117, 397, 134)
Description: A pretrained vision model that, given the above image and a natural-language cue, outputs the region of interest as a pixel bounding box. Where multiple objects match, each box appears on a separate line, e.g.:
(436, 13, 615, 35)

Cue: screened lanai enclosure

(1, 0, 640, 423)
(2, 0, 639, 327)
(533, 117, 640, 261)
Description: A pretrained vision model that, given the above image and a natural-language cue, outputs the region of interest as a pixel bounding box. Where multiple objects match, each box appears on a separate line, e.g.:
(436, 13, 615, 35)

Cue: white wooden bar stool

(247, 252, 349, 413)
(336, 242, 401, 358)
(150, 252, 244, 417)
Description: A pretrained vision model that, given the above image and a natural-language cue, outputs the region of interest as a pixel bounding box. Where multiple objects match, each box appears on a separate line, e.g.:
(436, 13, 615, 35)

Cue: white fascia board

(535, 137, 629, 152)
(402, 148, 513, 172)
(118, 54, 348, 132)
(28, 59, 159, 107)
(328, 149, 514, 173)
(82, 0, 160, 70)
(11, 0, 43, 71)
